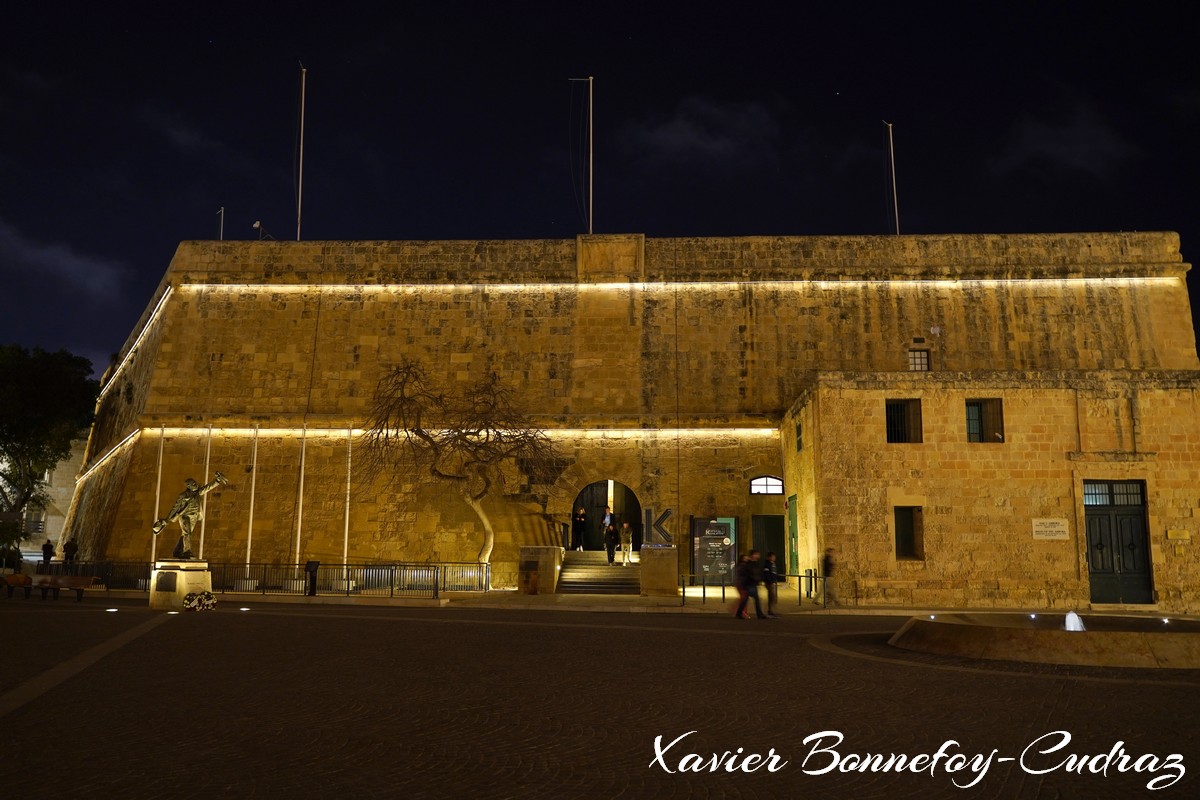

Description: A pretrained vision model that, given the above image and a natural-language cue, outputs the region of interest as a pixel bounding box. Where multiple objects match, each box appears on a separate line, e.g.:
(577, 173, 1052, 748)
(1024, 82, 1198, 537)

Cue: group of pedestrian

(733, 547, 838, 619)
(572, 505, 635, 566)
(733, 550, 781, 619)
(603, 520, 633, 565)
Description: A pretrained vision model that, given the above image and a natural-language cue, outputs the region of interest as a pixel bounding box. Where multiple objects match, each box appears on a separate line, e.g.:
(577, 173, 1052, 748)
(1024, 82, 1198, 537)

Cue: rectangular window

(1083, 482, 1110, 506)
(886, 399, 923, 443)
(1084, 480, 1145, 507)
(966, 399, 1004, 442)
(895, 506, 924, 559)
(908, 350, 930, 371)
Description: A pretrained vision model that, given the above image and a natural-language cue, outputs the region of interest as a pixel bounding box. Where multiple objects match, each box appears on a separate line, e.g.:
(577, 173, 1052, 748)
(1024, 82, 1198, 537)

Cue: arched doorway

(570, 480, 643, 551)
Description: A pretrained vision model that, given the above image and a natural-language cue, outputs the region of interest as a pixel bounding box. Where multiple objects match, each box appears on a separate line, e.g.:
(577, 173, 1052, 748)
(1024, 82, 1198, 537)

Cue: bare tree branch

(359, 358, 562, 565)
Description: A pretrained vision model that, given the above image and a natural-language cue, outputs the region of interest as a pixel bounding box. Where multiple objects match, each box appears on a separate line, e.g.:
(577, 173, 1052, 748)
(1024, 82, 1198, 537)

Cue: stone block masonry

(64, 233, 1200, 605)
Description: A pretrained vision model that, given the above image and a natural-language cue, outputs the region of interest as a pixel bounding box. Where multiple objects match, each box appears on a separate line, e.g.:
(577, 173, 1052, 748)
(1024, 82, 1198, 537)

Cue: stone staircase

(556, 550, 641, 595)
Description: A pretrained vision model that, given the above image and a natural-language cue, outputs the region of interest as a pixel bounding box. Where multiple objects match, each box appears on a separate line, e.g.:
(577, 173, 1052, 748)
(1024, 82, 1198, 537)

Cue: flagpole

(297, 63, 307, 241)
(587, 75, 593, 235)
(570, 76, 594, 234)
(883, 120, 899, 235)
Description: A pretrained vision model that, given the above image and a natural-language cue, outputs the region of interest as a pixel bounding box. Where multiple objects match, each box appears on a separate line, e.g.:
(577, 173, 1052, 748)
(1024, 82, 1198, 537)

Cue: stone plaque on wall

(1031, 518, 1070, 540)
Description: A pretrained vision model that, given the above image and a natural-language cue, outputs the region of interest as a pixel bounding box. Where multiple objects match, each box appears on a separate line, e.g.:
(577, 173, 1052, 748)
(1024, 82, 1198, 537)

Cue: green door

(1084, 480, 1153, 604)
(787, 495, 799, 574)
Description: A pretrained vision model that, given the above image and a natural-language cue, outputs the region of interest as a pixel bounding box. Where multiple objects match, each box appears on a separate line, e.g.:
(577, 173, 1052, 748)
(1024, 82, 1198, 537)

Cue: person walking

(735, 550, 767, 619)
(745, 550, 767, 618)
(762, 551, 781, 618)
(603, 524, 619, 565)
(732, 554, 750, 618)
(822, 547, 838, 606)
(619, 521, 633, 565)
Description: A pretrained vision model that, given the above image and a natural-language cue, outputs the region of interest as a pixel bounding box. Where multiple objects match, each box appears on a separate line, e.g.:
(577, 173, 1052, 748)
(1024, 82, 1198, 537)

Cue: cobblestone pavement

(1, 596, 1196, 799)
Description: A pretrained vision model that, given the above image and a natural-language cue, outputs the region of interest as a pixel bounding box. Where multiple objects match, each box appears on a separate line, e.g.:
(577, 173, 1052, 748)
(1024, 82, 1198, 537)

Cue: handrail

(29, 560, 492, 598)
(678, 572, 828, 608)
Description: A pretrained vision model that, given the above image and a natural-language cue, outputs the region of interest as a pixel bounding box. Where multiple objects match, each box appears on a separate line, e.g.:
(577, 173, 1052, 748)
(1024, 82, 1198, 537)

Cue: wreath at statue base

(182, 591, 217, 611)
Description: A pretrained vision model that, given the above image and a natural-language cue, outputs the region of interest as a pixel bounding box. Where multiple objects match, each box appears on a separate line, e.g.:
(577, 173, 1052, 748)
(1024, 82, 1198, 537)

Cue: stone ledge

(889, 613, 1200, 668)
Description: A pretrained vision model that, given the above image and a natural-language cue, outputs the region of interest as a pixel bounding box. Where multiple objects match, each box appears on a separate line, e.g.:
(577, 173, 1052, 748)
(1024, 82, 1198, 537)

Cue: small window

(966, 399, 1004, 442)
(795, 422, 802, 451)
(886, 399, 923, 443)
(1083, 483, 1110, 506)
(1084, 480, 1145, 507)
(908, 350, 930, 371)
(895, 506, 924, 559)
(750, 476, 784, 495)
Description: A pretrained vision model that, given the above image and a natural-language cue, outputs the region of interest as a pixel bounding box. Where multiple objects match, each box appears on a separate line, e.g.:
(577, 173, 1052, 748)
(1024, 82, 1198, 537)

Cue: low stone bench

(4, 573, 33, 599)
(28, 574, 96, 602)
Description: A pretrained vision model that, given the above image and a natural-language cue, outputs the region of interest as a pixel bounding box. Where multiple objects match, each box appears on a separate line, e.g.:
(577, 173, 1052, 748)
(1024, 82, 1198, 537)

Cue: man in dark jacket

(735, 550, 767, 619)
(822, 547, 837, 605)
(603, 524, 619, 565)
(762, 551, 781, 618)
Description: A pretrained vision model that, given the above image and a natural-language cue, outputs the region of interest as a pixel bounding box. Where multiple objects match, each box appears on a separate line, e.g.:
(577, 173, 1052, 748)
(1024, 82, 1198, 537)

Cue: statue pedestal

(149, 560, 213, 611)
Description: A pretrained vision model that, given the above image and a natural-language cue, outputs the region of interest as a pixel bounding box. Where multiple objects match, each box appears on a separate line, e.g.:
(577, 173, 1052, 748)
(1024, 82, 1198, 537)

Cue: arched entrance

(570, 480, 643, 551)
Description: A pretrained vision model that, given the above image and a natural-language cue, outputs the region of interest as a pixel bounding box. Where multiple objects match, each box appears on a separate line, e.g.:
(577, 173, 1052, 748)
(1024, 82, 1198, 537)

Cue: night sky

(3, 3, 1198, 374)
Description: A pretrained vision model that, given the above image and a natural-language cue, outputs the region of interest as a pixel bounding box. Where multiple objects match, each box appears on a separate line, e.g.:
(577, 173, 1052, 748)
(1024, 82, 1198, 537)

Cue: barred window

(886, 399, 923, 443)
(966, 399, 1004, 442)
(908, 349, 930, 371)
(1083, 481, 1145, 507)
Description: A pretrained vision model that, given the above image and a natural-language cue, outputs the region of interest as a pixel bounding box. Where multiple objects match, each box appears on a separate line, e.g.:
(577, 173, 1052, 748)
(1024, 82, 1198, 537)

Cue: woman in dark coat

(571, 507, 587, 551)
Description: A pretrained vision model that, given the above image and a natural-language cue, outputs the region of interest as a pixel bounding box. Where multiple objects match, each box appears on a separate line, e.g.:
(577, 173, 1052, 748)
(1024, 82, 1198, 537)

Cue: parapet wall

(93, 232, 1196, 439)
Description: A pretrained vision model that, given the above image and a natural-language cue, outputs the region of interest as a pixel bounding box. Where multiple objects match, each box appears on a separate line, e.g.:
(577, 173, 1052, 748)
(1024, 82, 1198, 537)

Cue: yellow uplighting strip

(97, 286, 174, 402)
(148, 426, 777, 439)
(176, 276, 1179, 295)
(76, 428, 142, 484)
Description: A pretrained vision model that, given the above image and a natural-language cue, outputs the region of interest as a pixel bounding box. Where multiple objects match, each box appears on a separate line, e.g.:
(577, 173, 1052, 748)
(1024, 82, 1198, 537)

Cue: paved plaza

(1, 594, 1196, 799)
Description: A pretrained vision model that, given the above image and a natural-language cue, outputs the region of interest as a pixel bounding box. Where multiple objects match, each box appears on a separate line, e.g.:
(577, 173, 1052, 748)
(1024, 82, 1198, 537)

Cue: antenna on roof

(883, 120, 900, 235)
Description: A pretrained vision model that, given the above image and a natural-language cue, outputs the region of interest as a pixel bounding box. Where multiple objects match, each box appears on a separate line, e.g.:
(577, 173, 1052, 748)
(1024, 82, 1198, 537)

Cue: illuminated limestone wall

(65, 232, 1196, 589)
(781, 372, 1200, 613)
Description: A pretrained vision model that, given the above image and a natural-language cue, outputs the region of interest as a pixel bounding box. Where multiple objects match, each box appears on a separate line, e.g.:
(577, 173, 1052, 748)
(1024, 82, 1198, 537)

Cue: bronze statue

(153, 472, 230, 559)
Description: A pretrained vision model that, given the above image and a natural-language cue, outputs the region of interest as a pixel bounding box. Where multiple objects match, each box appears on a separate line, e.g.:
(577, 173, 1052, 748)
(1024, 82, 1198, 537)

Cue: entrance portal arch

(570, 480, 643, 551)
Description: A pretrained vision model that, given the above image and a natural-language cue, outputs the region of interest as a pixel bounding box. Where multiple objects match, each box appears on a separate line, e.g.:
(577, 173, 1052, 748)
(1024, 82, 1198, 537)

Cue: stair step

(557, 553, 642, 594)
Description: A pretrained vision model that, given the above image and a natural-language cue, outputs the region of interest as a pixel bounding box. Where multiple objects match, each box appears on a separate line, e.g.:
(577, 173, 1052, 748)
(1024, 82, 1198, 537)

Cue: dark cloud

(988, 103, 1140, 180)
(0, 218, 129, 303)
(139, 107, 226, 156)
(618, 96, 785, 175)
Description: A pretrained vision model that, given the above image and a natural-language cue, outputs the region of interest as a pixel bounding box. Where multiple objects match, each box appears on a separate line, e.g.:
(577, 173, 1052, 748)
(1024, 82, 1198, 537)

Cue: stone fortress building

(64, 232, 1200, 611)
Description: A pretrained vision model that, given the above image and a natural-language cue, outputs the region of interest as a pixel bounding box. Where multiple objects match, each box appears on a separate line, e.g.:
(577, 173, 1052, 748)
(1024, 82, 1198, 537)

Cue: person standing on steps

(571, 507, 587, 551)
(619, 521, 633, 565)
(603, 523, 619, 565)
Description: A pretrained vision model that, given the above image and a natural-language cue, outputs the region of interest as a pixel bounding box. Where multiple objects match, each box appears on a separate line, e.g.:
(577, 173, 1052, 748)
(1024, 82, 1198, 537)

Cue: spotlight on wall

(252, 220, 275, 240)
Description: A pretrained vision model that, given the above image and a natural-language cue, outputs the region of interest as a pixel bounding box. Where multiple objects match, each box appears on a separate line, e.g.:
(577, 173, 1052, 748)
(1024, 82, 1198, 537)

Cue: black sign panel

(692, 519, 734, 580)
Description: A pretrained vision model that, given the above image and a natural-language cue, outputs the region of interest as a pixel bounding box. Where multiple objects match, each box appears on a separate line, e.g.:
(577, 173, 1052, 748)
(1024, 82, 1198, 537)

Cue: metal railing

(22, 560, 490, 599)
(679, 571, 829, 608)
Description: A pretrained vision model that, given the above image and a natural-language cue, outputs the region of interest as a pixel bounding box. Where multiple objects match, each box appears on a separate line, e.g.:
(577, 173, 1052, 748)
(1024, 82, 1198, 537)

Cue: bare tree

(360, 358, 561, 565)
